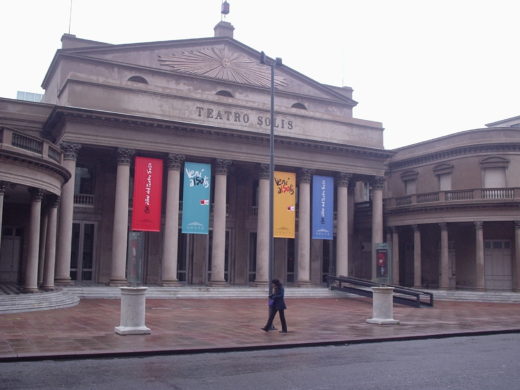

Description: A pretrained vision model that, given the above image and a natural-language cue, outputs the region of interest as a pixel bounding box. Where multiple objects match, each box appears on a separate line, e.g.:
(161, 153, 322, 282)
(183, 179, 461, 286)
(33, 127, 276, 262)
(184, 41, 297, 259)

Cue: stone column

(297, 169, 312, 286)
(254, 164, 270, 285)
(413, 224, 422, 288)
(439, 222, 450, 289)
(24, 188, 44, 292)
(109, 148, 134, 286)
(475, 221, 485, 290)
(42, 196, 59, 291)
(371, 176, 385, 280)
(38, 210, 48, 285)
(336, 173, 351, 277)
(55, 143, 81, 285)
(161, 154, 184, 286)
(391, 227, 400, 285)
(0, 182, 6, 251)
(514, 221, 520, 291)
(210, 159, 231, 286)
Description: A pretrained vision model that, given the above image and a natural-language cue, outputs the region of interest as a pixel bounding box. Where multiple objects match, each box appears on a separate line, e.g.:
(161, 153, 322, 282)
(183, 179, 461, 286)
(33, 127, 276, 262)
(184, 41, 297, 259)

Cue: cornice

(46, 107, 393, 161)
(388, 143, 520, 170)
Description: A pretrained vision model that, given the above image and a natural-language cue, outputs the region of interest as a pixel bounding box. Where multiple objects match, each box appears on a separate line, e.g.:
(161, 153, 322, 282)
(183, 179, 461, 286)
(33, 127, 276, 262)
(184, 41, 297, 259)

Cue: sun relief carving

(158, 46, 287, 88)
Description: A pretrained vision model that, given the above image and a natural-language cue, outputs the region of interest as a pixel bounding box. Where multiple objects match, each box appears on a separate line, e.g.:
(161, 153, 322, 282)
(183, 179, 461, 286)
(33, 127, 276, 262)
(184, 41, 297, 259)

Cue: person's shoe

(279, 330, 288, 333)
(261, 327, 269, 332)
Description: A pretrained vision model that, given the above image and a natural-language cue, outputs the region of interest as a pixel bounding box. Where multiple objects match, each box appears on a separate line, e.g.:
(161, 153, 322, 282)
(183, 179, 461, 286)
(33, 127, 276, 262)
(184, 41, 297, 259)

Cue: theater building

(0, 21, 518, 293)
(0, 21, 390, 291)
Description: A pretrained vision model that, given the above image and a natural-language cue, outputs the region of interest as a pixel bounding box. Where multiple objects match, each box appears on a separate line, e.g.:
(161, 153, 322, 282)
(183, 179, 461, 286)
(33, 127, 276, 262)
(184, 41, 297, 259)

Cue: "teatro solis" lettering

(195, 106, 294, 130)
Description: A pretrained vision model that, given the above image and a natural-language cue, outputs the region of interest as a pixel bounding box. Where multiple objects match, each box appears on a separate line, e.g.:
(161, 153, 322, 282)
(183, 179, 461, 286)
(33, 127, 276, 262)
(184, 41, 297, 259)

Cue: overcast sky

(1, 0, 518, 149)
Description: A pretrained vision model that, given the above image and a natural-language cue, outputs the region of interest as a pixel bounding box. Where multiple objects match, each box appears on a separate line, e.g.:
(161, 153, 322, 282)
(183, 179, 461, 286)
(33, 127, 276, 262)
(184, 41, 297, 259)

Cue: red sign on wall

(131, 157, 163, 232)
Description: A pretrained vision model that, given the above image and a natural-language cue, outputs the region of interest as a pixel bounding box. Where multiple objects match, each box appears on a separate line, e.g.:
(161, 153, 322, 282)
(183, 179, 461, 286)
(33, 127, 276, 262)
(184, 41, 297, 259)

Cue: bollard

(115, 287, 151, 335)
(366, 286, 400, 325)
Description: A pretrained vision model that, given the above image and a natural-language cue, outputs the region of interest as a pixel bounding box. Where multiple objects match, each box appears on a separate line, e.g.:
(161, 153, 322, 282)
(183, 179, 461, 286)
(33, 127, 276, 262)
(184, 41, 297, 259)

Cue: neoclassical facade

(0, 22, 518, 293)
(0, 22, 389, 291)
(376, 118, 520, 292)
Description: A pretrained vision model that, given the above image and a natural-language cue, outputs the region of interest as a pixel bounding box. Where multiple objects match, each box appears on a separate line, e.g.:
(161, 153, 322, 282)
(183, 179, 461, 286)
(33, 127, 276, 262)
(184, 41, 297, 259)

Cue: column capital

(412, 224, 420, 232)
(215, 159, 232, 175)
(0, 181, 6, 194)
(515, 221, 520, 230)
(48, 194, 60, 208)
(439, 222, 448, 231)
(117, 148, 135, 165)
(259, 164, 270, 180)
(337, 172, 353, 187)
(299, 168, 313, 184)
(370, 176, 385, 190)
(60, 142, 81, 161)
(167, 153, 185, 170)
(474, 221, 483, 230)
(29, 187, 44, 201)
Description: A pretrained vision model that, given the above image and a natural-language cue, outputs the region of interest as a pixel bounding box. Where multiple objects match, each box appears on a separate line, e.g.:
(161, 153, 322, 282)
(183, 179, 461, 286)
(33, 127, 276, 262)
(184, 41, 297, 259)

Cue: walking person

(261, 279, 288, 333)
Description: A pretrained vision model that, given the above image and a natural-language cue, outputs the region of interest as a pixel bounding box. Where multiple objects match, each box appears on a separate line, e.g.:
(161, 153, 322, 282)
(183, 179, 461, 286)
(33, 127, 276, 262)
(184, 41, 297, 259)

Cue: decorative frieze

(158, 46, 288, 88)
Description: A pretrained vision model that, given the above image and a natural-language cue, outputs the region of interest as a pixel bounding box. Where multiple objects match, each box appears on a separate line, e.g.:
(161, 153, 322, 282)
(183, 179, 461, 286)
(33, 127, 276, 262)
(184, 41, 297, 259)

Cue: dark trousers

(265, 307, 287, 332)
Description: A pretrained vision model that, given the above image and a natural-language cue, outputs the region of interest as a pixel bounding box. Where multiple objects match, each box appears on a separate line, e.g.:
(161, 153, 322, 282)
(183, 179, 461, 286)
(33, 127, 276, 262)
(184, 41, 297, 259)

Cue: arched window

(127, 75, 148, 84)
(291, 102, 307, 110)
(216, 90, 234, 98)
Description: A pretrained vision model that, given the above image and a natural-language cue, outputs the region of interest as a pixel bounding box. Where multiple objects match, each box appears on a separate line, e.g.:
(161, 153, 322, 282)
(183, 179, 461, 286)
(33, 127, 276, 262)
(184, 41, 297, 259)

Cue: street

(1, 333, 519, 389)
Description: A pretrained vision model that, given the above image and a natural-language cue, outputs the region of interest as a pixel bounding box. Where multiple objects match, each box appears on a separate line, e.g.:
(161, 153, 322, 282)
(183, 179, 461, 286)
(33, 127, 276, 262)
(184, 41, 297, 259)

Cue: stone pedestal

(115, 287, 151, 335)
(366, 287, 400, 325)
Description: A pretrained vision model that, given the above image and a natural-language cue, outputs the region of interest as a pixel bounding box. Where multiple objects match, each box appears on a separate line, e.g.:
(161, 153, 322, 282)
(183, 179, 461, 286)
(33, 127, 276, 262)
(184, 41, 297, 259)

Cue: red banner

(131, 157, 163, 232)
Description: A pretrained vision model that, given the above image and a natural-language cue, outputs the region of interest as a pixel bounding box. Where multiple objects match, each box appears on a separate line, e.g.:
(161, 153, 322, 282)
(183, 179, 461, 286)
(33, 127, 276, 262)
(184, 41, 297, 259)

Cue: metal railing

(327, 275, 434, 308)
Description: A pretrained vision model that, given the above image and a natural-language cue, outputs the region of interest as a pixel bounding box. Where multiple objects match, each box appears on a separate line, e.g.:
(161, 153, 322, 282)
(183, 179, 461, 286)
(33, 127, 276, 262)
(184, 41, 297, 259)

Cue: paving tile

(0, 297, 519, 360)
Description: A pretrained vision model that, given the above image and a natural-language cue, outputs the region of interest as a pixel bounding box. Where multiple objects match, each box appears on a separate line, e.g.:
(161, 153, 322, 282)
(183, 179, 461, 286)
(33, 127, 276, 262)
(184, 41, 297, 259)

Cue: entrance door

(484, 240, 512, 290)
(70, 222, 96, 282)
(0, 227, 22, 282)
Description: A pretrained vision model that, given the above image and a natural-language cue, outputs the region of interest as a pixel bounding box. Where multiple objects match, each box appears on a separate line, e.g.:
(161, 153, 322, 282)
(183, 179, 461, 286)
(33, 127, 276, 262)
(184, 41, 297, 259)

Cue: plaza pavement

(0, 295, 520, 361)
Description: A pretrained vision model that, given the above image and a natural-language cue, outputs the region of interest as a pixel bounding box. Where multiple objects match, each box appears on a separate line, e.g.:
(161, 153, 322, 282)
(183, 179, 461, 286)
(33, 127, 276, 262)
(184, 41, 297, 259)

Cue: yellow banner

(273, 171, 296, 238)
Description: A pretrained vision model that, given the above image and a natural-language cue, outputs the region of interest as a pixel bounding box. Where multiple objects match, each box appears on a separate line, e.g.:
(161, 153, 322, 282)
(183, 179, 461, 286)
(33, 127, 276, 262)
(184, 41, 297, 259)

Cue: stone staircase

(1, 284, 520, 314)
(0, 289, 80, 314)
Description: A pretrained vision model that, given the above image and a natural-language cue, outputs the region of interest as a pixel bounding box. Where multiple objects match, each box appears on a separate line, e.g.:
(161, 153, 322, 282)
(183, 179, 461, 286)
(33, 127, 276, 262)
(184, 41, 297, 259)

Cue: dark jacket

(270, 286, 287, 310)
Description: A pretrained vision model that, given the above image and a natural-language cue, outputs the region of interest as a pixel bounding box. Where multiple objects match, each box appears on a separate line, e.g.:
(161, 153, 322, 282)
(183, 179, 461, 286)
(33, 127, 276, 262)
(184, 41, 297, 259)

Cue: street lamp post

(260, 52, 282, 296)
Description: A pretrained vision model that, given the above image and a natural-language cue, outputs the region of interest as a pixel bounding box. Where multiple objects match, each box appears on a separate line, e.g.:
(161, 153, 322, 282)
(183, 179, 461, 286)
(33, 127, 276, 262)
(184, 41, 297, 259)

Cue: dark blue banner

(312, 175, 334, 240)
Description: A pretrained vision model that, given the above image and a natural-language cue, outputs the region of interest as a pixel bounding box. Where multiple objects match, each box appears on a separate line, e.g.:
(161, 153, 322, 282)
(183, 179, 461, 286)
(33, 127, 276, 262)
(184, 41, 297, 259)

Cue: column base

(251, 280, 269, 287)
(161, 280, 184, 287)
(22, 287, 39, 293)
(296, 280, 312, 287)
(41, 286, 55, 292)
(207, 280, 229, 287)
(108, 279, 128, 287)
(54, 278, 74, 286)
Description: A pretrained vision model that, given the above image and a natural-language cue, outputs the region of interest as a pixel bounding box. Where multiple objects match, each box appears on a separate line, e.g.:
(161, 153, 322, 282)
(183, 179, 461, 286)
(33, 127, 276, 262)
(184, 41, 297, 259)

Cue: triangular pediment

(45, 36, 355, 105)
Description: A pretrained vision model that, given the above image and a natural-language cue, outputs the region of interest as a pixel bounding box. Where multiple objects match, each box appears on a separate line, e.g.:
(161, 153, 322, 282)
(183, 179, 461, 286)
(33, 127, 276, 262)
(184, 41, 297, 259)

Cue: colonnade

(42, 144, 386, 288)
(389, 221, 520, 291)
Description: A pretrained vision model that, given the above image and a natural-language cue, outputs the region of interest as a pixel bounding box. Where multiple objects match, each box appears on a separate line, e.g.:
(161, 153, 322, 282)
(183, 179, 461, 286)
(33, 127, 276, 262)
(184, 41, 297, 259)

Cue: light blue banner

(182, 162, 211, 234)
(312, 175, 334, 240)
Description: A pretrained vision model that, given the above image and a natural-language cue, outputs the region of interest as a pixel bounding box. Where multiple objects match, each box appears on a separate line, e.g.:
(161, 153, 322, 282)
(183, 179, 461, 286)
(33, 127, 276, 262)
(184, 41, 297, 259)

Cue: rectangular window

(483, 168, 506, 188)
(439, 174, 452, 191)
(405, 180, 416, 195)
